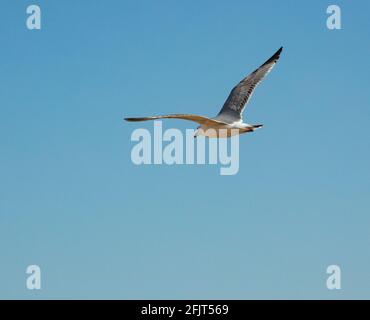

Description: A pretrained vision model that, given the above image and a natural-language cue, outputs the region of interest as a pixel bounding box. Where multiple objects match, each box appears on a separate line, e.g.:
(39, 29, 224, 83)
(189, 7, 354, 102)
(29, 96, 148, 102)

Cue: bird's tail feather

(252, 124, 263, 129)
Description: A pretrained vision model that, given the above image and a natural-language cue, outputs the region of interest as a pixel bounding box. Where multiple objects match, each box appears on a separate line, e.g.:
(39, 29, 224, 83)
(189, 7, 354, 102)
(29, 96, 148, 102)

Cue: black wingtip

(275, 46, 283, 57)
(266, 46, 283, 64)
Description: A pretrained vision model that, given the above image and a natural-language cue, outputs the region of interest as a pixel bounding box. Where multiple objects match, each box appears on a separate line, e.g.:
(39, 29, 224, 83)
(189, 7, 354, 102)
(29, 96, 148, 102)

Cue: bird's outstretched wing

(124, 114, 226, 126)
(215, 47, 283, 123)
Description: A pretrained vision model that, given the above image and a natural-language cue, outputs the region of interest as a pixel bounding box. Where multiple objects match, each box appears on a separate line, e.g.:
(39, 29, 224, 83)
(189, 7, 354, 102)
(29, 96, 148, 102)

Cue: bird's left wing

(124, 114, 227, 126)
(216, 47, 283, 122)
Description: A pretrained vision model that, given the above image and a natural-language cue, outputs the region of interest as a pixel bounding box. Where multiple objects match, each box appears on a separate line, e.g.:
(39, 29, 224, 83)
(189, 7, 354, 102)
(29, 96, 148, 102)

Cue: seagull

(125, 47, 283, 138)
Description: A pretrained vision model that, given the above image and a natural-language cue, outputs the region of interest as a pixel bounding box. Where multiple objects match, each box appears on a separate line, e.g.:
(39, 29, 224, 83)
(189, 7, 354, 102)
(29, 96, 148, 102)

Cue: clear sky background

(0, 0, 369, 299)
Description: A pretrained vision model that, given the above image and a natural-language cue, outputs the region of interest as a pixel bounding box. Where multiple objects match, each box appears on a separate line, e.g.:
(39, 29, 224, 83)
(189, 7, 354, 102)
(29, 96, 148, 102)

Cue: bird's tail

(252, 124, 263, 129)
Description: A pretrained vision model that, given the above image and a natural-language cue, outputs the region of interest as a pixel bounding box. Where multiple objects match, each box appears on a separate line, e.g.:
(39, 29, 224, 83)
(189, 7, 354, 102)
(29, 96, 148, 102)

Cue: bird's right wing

(124, 114, 226, 126)
(216, 47, 283, 122)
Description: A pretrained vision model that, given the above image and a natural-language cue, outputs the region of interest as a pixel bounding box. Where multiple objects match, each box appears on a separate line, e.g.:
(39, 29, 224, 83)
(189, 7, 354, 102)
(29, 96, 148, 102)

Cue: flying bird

(125, 47, 283, 138)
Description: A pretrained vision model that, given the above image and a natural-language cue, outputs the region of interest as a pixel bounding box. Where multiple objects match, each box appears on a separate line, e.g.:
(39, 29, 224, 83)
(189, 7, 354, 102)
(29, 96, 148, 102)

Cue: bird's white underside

(195, 121, 254, 138)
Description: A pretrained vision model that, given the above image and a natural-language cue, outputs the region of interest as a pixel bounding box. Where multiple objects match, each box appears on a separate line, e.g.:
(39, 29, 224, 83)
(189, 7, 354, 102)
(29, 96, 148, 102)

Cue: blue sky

(0, 0, 369, 299)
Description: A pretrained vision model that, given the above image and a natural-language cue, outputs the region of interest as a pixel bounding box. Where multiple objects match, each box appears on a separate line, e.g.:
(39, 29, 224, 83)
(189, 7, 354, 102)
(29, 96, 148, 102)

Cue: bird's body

(125, 47, 283, 138)
(195, 121, 260, 138)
